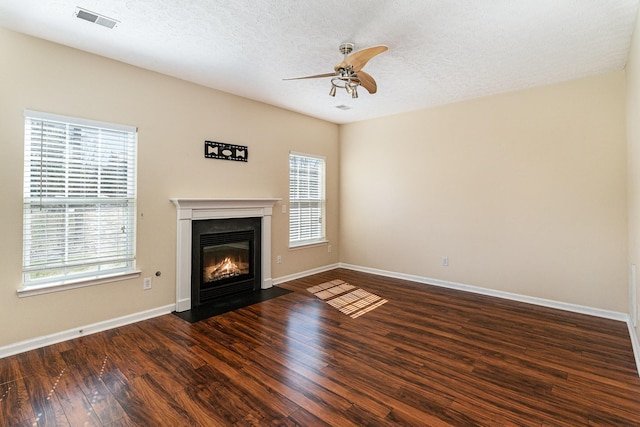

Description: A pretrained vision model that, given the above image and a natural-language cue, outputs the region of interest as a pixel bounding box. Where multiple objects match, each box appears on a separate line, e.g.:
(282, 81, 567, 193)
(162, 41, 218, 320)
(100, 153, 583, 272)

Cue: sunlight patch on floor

(306, 280, 388, 318)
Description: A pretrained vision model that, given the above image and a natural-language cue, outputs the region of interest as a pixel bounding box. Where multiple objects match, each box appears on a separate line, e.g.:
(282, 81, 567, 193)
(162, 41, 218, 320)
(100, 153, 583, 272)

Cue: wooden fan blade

(283, 72, 335, 81)
(357, 71, 378, 94)
(335, 45, 388, 72)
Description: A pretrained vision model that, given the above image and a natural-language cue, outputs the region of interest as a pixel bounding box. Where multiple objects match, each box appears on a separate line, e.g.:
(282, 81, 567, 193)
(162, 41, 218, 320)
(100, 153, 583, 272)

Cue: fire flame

(206, 256, 246, 282)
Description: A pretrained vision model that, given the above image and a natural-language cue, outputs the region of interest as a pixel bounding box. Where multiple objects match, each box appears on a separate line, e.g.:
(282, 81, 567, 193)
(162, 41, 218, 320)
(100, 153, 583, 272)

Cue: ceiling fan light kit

(330, 75, 360, 98)
(285, 43, 388, 99)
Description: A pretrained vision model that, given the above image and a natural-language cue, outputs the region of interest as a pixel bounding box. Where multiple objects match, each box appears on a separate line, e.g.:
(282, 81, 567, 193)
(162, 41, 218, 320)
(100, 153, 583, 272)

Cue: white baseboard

(272, 263, 340, 286)
(2, 263, 338, 359)
(627, 320, 640, 376)
(5, 263, 639, 377)
(0, 304, 175, 358)
(340, 263, 640, 376)
(339, 263, 628, 321)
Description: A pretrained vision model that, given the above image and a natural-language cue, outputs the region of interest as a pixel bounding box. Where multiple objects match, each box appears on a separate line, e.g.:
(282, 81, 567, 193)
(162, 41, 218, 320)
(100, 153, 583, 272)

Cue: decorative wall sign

(204, 141, 248, 162)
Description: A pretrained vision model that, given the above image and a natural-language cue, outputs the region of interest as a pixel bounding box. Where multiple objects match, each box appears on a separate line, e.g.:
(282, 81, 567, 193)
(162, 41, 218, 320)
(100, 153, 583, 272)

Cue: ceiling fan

(284, 43, 388, 99)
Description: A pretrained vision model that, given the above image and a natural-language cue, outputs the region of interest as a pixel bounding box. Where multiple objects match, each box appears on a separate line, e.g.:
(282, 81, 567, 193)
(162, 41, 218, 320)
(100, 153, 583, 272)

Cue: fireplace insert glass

(202, 241, 250, 283)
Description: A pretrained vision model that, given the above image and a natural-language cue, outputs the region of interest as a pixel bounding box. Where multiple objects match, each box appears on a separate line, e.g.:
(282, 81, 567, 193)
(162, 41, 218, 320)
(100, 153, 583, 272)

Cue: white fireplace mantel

(171, 198, 281, 312)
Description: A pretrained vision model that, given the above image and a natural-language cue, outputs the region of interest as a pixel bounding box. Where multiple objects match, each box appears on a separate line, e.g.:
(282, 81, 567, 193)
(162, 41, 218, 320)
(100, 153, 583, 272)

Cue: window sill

(289, 240, 329, 251)
(17, 270, 142, 298)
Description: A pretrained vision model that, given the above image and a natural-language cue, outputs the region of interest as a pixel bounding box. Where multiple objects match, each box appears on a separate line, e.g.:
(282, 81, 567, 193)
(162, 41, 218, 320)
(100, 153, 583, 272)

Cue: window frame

(19, 110, 140, 297)
(288, 151, 327, 249)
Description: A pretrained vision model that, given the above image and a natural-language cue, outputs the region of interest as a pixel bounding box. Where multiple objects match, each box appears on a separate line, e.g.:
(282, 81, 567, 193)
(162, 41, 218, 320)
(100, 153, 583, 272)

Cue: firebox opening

(202, 241, 250, 283)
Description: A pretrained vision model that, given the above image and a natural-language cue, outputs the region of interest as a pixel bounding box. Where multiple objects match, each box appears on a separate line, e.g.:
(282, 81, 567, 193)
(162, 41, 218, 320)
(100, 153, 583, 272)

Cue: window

(289, 152, 326, 247)
(22, 110, 137, 290)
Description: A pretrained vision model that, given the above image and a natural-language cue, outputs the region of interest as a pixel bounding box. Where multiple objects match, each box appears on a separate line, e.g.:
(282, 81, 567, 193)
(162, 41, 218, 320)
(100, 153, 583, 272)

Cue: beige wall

(0, 24, 633, 350)
(0, 28, 339, 347)
(340, 72, 628, 312)
(628, 7, 640, 345)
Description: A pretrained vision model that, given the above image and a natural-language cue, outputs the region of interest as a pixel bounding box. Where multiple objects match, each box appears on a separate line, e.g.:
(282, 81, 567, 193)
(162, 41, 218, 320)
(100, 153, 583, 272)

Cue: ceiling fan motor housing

(339, 43, 355, 56)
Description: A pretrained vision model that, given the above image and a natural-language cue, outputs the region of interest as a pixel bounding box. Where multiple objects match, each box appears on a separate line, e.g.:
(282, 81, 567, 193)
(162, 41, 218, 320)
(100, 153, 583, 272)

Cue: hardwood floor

(2, 268, 640, 426)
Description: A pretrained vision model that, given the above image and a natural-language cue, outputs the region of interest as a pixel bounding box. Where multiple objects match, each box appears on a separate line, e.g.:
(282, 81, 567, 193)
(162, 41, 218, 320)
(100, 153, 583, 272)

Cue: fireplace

(171, 198, 280, 312)
(192, 217, 261, 306)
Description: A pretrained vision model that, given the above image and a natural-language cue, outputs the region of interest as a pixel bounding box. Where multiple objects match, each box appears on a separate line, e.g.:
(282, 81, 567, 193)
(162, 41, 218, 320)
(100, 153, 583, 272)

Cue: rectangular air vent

(75, 7, 118, 29)
(335, 105, 352, 110)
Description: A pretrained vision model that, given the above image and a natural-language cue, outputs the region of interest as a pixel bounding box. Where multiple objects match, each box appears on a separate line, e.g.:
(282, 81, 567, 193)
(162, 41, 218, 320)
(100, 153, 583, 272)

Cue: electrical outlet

(276, 255, 282, 264)
(281, 204, 287, 214)
(328, 244, 332, 253)
(442, 256, 449, 266)
(143, 277, 152, 290)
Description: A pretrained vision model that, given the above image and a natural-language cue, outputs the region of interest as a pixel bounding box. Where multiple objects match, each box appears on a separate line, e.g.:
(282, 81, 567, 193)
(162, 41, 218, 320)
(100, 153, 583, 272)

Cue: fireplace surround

(171, 198, 280, 312)
(192, 217, 261, 306)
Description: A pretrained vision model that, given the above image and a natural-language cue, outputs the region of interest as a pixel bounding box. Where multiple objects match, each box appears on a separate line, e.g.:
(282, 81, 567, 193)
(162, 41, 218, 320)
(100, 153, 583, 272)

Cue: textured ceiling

(0, 0, 638, 124)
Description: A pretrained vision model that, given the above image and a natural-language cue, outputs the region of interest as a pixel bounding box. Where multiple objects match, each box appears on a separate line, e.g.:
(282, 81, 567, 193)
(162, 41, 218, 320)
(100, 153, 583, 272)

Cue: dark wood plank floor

(2, 268, 640, 426)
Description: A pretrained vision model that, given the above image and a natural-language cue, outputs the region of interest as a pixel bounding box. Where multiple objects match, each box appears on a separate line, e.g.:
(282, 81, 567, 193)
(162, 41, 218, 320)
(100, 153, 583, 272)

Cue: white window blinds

(23, 110, 137, 286)
(289, 152, 326, 247)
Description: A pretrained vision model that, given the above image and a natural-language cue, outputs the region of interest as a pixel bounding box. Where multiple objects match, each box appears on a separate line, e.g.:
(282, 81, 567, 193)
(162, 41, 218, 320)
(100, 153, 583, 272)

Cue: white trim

(288, 239, 329, 250)
(342, 261, 640, 376)
(340, 263, 638, 375)
(273, 263, 340, 285)
(24, 108, 137, 133)
(17, 270, 141, 298)
(288, 152, 326, 248)
(289, 150, 326, 161)
(170, 198, 281, 312)
(626, 320, 640, 377)
(339, 263, 628, 321)
(5, 263, 639, 377)
(0, 304, 174, 358)
(631, 264, 637, 327)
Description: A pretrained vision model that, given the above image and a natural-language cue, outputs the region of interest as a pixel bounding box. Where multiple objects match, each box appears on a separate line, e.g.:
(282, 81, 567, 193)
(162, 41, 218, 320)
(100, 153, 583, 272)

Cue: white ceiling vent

(74, 7, 118, 29)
